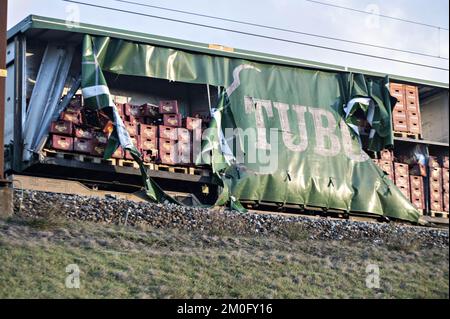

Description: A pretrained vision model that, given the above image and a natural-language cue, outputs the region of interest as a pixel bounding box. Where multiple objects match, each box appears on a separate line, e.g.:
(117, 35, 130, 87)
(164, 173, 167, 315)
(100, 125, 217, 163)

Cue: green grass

(0, 216, 448, 299)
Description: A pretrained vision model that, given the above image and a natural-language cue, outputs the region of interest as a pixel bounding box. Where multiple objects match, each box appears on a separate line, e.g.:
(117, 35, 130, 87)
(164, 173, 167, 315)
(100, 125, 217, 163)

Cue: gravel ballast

(12, 190, 449, 248)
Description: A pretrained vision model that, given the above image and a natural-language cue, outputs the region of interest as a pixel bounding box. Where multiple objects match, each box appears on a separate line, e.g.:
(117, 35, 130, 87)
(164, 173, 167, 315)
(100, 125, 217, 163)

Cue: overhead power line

(62, 0, 449, 71)
(110, 0, 447, 60)
(305, 0, 449, 31)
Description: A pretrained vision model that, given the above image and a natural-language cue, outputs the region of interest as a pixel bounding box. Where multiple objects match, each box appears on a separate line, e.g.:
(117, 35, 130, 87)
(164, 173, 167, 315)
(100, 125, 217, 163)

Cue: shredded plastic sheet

(81, 35, 419, 222)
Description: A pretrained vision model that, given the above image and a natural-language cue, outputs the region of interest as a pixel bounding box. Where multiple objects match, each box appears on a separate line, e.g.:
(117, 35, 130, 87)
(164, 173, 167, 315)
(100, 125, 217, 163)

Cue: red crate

(163, 114, 182, 127)
(93, 131, 109, 145)
(140, 124, 158, 140)
(428, 156, 441, 168)
(50, 121, 73, 136)
(91, 144, 106, 157)
(60, 111, 81, 125)
(74, 138, 94, 154)
(51, 135, 74, 152)
(139, 103, 159, 117)
(143, 149, 158, 163)
(159, 126, 178, 141)
(394, 162, 409, 178)
(141, 138, 158, 151)
(160, 151, 178, 165)
(378, 160, 394, 181)
(114, 103, 125, 117)
(443, 168, 449, 193)
(380, 149, 393, 161)
(430, 200, 443, 212)
(124, 121, 138, 137)
(409, 176, 425, 210)
(74, 126, 94, 139)
(159, 138, 177, 153)
(444, 193, 449, 212)
(177, 128, 191, 143)
(124, 103, 141, 117)
(443, 156, 449, 169)
(112, 147, 124, 159)
(184, 117, 202, 131)
(430, 167, 442, 181)
(159, 100, 179, 114)
(397, 184, 411, 200)
(130, 136, 141, 149)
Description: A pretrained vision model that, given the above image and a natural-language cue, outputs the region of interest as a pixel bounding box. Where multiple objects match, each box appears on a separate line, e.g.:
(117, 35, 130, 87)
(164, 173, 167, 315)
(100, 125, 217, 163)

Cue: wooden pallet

(154, 164, 189, 174)
(394, 131, 422, 140)
(430, 211, 449, 219)
(118, 159, 140, 169)
(43, 149, 211, 176)
(43, 149, 116, 166)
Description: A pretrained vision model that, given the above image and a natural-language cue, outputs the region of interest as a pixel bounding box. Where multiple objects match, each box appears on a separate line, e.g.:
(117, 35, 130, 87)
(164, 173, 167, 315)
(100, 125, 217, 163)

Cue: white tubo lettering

(309, 107, 341, 157)
(244, 96, 273, 150)
(273, 102, 308, 152)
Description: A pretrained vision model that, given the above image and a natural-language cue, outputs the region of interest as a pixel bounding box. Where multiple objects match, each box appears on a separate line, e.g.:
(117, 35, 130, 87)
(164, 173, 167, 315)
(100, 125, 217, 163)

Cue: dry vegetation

(0, 215, 448, 299)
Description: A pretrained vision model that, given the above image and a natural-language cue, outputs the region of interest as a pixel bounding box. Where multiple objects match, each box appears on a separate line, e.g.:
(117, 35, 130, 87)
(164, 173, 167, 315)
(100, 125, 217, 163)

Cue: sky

(5, 0, 450, 84)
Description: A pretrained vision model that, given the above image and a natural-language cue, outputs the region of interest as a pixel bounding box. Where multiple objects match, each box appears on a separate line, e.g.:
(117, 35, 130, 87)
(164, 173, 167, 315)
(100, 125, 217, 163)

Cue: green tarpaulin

(81, 35, 420, 223)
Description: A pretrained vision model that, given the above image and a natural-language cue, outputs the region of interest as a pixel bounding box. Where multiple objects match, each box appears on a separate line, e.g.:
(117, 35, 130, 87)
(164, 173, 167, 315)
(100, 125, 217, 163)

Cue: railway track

(10, 174, 449, 229)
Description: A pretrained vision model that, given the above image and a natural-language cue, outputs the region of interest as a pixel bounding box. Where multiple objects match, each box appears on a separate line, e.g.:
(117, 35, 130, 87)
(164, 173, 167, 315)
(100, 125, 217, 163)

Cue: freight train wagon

(4, 15, 449, 219)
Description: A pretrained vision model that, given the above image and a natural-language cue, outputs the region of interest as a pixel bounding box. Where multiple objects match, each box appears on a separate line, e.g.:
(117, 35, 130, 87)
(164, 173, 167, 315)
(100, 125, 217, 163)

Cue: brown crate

(51, 135, 74, 152)
(50, 121, 73, 136)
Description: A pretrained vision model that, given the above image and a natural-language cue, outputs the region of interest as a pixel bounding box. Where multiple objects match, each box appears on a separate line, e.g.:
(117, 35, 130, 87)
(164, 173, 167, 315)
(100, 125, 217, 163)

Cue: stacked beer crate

(48, 95, 206, 168)
(49, 95, 110, 156)
(114, 100, 203, 165)
(374, 149, 426, 214)
(429, 156, 449, 217)
(389, 83, 422, 137)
